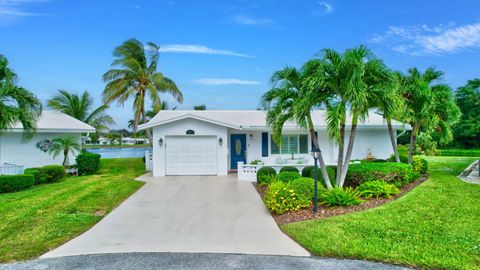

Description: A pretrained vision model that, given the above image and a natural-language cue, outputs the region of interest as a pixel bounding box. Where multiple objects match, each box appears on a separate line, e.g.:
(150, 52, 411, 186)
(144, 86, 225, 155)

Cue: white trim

(139, 114, 240, 130)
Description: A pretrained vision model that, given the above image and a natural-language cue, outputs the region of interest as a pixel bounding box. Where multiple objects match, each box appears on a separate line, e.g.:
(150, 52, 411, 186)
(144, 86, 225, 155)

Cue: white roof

(138, 110, 409, 131)
(9, 111, 96, 133)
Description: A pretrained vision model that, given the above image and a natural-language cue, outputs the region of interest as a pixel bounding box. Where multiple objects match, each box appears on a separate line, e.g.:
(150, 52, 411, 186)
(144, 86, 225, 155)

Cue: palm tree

(0, 55, 42, 137)
(48, 136, 81, 166)
(262, 63, 333, 190)
(128, 101, 170, 130)
(398, 67, 460, 163)
(320, 46, 393, 187)
(48, 90, 115, 132)
(194, 105, 206, 110)
(103, 39, 183, 143)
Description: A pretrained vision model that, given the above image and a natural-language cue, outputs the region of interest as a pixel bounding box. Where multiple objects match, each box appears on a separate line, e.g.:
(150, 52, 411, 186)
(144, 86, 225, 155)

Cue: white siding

(0, 133, 82, 169)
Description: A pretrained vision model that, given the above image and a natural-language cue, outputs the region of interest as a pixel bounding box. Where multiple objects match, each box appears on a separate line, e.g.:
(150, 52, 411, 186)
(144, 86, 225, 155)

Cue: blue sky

(1, 0, 479, 128)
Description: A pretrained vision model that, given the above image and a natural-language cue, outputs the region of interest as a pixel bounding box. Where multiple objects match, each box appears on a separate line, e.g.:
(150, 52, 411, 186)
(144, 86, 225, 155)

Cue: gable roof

(9, 111, 96, 133)
(138, 110, 410, 131)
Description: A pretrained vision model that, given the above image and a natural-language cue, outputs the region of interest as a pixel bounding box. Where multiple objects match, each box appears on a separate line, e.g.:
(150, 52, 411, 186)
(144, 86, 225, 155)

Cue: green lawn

(0, 158, 145, 262)
(282, 156, 480, 270)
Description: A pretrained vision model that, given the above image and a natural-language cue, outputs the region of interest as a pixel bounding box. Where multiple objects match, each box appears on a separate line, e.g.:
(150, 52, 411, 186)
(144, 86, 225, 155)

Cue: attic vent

(186, 129, 195, 135)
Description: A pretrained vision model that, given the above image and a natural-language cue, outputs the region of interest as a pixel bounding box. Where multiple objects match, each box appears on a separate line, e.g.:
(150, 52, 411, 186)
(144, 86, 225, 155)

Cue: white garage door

(166, 136, 217, 175)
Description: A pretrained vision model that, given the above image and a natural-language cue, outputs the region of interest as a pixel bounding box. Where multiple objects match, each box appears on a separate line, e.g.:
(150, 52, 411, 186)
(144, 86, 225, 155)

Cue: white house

(0, 111, 95, 173)
(138, 110, 408, 180)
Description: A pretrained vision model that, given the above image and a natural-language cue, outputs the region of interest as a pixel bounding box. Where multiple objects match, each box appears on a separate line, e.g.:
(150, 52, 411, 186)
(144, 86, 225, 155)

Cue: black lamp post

(311, 146, 321, 213)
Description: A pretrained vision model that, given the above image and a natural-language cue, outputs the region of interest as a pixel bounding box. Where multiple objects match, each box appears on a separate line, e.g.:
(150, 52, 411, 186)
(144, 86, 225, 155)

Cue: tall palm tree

(262, 63, 333, 190)
(398, 67, 460, 163)
(48, 90, 115, 132)
(102, 39, 183, 143)
(320, 46, 393, 187)
(48, 136, 81, 166)
(0, 55, 42, 137)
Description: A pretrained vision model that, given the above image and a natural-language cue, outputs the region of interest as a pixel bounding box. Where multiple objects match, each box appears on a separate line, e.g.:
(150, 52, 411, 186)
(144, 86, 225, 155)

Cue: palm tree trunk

(63, 149, 69, 166)
(387, 117, 400, 163)
(140, 102, 153, 146)
(307, 114, 333, 190)
(338, 114, 358, 187)
(408, 123, 420, 164)
(336, 121, 345, 187)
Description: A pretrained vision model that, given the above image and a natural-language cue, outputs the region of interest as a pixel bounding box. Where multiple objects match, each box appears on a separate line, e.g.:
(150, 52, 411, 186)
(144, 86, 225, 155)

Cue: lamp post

(311, 146, 321, 213)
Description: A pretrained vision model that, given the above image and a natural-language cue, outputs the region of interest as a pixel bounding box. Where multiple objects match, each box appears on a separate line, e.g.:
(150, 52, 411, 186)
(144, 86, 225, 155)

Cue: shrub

(290, 177, 314, 199)
(23, 167, 45, 184)
(320, 187, 361, 206)
(263, 181, 311, 214)
(387, 153, 408, 163)
(250, 159, 262, 165)
(437, 149, 480, 157)
(276, 171, 301, 183)
(346, 162, 414, 186)
(279, 166, 299, 173)
(0, 175, 34, 193)
(76, 152, 101, 176)
(40, 165, 66, 183)
(412, 156, 429, 175)
(256, 166, 277, 184)
(357, 180, 400, 199)
(302, 165, 336, 187)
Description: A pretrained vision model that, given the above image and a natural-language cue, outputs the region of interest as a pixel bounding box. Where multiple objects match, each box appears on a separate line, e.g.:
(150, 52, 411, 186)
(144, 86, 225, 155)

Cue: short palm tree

(48, 136, 81, 166)
(262, 63, 333, 189)
(48, 90, 115, 132)
(128, 101, 171, 130)
(0, 55, 42, 137)
(103, 39, 183, 139)
(398, 67, 461, 163)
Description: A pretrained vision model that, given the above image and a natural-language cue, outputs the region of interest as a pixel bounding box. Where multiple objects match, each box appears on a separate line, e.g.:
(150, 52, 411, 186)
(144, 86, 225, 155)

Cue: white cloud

(0, 0, 48, 25)
(193, 78, 261, 85)
(313, 1, 334, 16)
(158, 44, 251, 57)
(371, 22, 480, 55)
(232, 15, 275, 26)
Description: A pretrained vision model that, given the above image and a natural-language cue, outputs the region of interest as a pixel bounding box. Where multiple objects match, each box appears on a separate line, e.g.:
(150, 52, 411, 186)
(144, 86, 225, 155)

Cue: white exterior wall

(238, 129, 393, 167)
(0, 132, 82, 169)
(151, 118, 228, 177)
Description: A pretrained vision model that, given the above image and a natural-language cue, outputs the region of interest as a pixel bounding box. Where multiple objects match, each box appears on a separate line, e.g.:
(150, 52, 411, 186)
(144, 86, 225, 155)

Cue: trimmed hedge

(412, 156, 429, 175)
(279, 166, 299, 173)
(346, 162, 414, 186)
(437, 149, 480, 157)
(257, 166, 277, 184)
(76, 152, 101, 176)
(23, 167, 44, 184)
(302, 165, 336, 187)
(0, 174, 34, 193)
(41, 165, 66, 183)
(276, 171, 301, 183)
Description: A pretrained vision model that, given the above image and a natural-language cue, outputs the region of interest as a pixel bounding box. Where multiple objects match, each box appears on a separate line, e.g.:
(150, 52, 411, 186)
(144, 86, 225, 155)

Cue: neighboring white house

(122, 137, 150, 145)
(0, 111, 95, 172)
(138, 110, 409, 180)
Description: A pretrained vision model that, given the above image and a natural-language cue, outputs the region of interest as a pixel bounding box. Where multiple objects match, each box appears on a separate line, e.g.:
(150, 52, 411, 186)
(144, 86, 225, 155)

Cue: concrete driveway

(42, 174, 309, 258)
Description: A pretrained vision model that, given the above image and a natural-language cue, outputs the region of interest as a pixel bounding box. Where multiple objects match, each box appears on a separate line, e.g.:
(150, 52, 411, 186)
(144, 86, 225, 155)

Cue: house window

(271, 134, 308, 154)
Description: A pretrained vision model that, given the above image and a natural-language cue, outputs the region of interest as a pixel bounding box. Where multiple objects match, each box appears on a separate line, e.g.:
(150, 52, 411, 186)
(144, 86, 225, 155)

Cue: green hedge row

(346, 162, 415, 186)
(23, 165, 65, 184)
(76, 152, 101, 175)
(437, 149, 480, 157)
(0, 175, 34, 193)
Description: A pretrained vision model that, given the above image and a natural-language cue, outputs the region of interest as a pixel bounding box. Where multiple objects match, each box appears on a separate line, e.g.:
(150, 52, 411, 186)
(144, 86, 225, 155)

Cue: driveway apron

(42, 174, 309, 258)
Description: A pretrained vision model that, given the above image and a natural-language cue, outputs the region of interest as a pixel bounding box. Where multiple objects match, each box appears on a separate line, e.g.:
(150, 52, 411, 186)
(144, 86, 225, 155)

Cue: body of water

(87, 147, 152, 159)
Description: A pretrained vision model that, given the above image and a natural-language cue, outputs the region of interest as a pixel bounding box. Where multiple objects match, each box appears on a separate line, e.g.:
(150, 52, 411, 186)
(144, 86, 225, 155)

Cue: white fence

(145, 150, 153, 172)
(0, 163, 24, 175)
(237, 162, 312, 181)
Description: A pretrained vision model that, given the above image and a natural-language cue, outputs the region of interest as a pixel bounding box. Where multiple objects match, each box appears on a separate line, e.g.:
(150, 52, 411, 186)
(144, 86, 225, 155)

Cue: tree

(319, 46, 393, 187)
(0, 55, 42, 137)
(453, 79, 480, 148)
(103, 38, 183, 143)
(397, 67, 461, 163)
(194, 104, 206, 110)
(48, 90, 115, 132)
(48, 136, 81, 166)
(128, 101, 170, 130)
(262, 63, 333, 190)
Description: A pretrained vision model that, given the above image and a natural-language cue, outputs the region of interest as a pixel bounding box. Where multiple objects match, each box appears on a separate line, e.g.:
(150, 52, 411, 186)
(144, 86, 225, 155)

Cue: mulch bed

(254, 174, 429, 225)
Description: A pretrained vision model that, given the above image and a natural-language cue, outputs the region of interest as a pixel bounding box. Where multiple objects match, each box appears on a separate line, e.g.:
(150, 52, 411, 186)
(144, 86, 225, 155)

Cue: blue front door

(230, 134, 246, 169)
